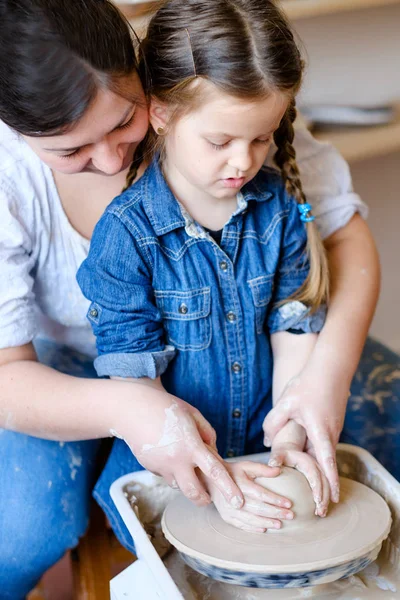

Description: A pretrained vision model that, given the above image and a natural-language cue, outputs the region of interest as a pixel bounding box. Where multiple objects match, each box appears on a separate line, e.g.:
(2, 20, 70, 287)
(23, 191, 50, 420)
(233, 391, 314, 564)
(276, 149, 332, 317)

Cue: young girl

(77, 0, 331, 530)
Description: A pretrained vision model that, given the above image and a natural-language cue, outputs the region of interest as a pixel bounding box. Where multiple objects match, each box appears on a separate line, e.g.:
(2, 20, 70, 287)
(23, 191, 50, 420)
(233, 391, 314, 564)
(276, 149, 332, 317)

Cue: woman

(0, 0, 397, 597)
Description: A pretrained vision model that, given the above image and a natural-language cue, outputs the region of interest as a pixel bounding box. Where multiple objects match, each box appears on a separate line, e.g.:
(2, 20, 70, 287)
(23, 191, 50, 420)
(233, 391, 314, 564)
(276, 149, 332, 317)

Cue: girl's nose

(228, 148, 252, 173)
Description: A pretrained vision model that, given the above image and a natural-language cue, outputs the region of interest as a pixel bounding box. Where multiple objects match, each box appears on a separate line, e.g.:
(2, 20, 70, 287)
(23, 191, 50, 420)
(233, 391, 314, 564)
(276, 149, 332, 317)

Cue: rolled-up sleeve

(76, 212, 175, 379)
(293, 128, 368, 240)
(266, 126, 368, 240)
(267, 197, 326, 334)
(268, 300, 326, 334)
(0, 183, 37, 349)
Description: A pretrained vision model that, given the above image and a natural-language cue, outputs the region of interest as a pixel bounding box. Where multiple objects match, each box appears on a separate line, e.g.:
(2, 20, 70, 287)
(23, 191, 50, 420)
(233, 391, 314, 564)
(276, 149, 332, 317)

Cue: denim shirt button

(220, 260, 228, 271)
(178, 303, 188, 314)
(232, 362, 242, 373)
(226, 311, 236, 322)
(89, 308, 98, 318)
(227, 450, 235, 458)
(232, 408, 241, 418)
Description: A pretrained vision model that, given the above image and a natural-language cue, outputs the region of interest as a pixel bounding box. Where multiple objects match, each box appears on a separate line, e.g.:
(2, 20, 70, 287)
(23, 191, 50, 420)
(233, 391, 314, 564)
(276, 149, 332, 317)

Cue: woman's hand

(201, 457, 294, 533)
(263, 365, 348, 504)
(112, 384, 244, 509)
(268, 420, 331, 517)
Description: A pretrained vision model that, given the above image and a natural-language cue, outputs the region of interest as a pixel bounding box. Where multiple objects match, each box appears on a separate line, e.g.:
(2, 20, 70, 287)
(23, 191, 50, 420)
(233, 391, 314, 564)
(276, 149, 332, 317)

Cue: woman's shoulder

(0, 121, 56, 220)
(0, 120, 50, 190)
(1, 120, 32, 167)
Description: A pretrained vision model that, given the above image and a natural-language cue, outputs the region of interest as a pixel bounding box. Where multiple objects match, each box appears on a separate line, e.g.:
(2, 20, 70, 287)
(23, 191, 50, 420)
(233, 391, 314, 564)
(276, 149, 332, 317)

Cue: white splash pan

(109, 444, 400, 599)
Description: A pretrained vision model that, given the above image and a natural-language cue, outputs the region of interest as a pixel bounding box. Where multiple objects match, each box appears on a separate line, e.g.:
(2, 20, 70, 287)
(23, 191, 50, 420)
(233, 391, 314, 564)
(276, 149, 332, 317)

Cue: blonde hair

(137, 0, 329, 308)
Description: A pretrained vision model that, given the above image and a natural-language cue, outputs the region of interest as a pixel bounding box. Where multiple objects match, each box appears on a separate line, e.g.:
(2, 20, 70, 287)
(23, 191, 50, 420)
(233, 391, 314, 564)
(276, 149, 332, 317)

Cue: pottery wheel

(162, 475, 391, 575)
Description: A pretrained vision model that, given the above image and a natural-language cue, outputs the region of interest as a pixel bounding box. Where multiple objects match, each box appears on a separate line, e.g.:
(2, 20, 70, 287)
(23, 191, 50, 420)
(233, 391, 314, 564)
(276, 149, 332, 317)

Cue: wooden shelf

(117, 0, 400, 21)
(281, 0, 400, 20)
(313, 107, 400, 162)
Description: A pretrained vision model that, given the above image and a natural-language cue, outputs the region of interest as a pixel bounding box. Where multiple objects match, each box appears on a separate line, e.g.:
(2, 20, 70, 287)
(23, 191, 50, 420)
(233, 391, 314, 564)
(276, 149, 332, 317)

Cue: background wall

(293, 4, 400, 352)
(352, 152, 400, 351)
(296, 4, 400, 108)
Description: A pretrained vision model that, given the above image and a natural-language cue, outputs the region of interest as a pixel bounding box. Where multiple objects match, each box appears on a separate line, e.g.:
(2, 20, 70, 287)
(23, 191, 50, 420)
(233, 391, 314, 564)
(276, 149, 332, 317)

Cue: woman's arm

(264, 214, 380, 502)
(318, 214, 380, 382)
(266, 332, 331, 515)
(0, 343, 244, 508)
(0, 343, 150, 440)
(263, 123, 379, 500)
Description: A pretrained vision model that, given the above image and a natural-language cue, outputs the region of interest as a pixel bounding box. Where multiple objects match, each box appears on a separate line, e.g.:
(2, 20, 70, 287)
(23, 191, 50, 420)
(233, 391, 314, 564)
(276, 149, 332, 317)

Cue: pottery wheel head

(162, 474, 392, 577)
(255, 467, 317, 530)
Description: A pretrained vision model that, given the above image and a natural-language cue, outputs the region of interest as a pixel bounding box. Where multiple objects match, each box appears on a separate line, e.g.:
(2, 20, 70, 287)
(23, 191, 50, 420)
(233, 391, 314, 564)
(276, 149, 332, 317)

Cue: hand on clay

(268, 420, 331, 517)
(201, 456, 294, 533)
(262, 369, 347, 503)
(116, 389, 244, 510)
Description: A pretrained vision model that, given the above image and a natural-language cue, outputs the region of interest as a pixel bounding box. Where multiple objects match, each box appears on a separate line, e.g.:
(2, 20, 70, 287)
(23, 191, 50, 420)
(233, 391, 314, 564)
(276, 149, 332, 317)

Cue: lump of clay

(255, 466, 317, 530)
(124, 477, 178, 557)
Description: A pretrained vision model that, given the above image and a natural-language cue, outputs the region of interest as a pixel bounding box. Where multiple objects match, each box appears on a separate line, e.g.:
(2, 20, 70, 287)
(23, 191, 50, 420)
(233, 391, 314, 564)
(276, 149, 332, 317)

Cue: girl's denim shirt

(77, 158, 325, 458)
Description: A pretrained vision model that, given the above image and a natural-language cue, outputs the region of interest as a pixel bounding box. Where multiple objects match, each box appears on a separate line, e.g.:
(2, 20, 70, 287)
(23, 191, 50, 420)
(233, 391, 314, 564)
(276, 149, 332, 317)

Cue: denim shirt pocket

(248, 275, 274, 334)
(154, 287, 212, 351)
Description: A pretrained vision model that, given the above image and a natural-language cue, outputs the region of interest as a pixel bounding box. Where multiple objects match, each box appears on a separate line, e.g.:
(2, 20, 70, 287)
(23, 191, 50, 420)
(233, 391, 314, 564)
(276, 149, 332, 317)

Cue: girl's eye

(255, 138, 272, 146)
(209, 141, 229, 150)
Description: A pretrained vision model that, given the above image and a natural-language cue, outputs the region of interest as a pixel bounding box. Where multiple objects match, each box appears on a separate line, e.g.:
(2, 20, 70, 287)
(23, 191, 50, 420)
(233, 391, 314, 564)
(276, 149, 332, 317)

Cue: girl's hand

(268, 420, 331, 517)
(263, 367, 347, 503)
(202, 458, 294, 533)
(113, 388, 244, 509)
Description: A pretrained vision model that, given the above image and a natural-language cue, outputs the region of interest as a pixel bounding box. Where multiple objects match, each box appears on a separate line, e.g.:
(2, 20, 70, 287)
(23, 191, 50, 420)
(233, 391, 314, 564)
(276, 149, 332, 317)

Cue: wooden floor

(27, 508, 134, 600)
(28, 553, 74, 600)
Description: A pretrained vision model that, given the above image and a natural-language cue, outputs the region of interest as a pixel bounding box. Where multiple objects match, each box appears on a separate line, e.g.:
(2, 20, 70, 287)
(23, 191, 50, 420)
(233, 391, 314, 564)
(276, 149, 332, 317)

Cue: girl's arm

(0, 343, 244, 509)
(264, 214, 380, 502)
(270, 332, 318, 403)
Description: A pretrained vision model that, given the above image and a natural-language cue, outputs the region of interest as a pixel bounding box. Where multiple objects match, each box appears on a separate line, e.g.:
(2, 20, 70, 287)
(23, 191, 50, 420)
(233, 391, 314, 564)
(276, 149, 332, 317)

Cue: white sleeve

(267, 123, 369, 240)
(0, 178, 38, 348)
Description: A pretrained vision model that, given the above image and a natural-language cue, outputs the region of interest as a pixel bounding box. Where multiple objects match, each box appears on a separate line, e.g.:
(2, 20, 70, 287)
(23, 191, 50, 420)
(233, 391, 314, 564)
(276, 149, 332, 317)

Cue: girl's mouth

(222, 177, 245, 189)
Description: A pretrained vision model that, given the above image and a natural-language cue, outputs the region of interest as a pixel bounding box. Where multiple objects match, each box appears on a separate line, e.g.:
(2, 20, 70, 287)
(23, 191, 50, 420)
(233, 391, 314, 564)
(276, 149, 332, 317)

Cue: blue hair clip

(298, 202, 315, 223)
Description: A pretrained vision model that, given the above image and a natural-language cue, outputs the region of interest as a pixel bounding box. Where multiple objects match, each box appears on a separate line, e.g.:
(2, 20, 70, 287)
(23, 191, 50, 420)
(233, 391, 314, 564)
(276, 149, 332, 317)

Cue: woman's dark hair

(0, 0, 139, 136)
(140, 0, 328, 307)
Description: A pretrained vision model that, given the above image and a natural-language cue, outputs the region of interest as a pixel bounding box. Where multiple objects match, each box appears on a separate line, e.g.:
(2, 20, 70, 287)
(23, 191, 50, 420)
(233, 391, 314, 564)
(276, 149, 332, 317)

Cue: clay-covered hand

(263, 369, 347, 503)
(116, 390, 244, 509)
(268, 420, 331, 517)
(202, 458, 294, 533)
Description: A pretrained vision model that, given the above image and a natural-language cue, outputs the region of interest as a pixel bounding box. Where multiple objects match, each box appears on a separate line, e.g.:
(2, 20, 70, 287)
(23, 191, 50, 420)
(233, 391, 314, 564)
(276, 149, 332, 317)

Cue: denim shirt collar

(142, 156, 274, 236)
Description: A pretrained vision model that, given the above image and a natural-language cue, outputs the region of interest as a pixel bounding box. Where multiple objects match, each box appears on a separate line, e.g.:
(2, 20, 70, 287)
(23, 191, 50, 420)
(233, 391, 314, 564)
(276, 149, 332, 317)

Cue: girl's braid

(273, 99, 329, 308)
(273, 99, 305, 205)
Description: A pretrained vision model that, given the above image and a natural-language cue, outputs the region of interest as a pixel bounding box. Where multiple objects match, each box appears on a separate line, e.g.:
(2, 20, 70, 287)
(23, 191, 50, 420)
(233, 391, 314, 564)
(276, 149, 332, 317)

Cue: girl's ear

(149, 98, 169, 133)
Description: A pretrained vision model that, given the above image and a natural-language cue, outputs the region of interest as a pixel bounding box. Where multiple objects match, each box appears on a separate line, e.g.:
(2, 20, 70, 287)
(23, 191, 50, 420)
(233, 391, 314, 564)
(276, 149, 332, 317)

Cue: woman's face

(23, 73, 149, 176)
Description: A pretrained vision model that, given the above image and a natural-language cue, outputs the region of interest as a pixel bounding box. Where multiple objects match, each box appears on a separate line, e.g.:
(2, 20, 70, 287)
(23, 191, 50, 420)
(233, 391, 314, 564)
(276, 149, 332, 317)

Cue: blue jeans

(1, 337, 400, 598)
(0, 341, 101, 600)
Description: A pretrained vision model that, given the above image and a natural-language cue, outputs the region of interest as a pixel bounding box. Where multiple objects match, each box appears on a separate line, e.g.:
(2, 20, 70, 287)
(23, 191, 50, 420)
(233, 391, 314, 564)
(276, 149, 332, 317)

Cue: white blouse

(0, 120, 367, 356)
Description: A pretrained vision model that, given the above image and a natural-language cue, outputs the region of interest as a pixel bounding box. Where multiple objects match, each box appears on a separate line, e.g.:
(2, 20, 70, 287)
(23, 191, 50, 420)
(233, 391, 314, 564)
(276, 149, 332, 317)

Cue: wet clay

(124, 477, 177, 558)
